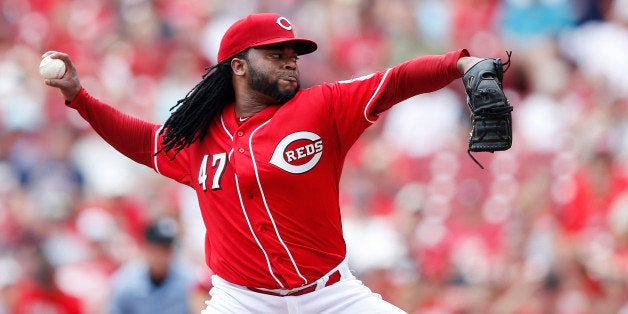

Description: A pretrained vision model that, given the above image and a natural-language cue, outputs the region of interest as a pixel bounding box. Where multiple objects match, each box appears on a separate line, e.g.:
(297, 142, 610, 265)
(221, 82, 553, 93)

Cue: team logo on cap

(270, 131, 323, 174)
(276, 17, 293, 31)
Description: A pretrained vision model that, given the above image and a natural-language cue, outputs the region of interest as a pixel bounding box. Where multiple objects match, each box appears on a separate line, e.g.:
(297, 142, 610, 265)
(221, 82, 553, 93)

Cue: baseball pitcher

(42, 13, 511, 314)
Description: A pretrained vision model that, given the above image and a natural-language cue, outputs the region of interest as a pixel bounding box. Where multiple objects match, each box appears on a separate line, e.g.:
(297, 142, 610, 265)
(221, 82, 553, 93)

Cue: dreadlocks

(157, 52, 246, 159)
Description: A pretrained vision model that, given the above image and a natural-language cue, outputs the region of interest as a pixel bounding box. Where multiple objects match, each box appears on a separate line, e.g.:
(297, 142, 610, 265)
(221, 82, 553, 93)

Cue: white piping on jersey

(363, 68, 392, 124)
(153, 125, 164, 174)
(220, 114, 234, 141)
(234, 174, 286, 288)
(154, 123, 234, 173)
(249, 119, 309, 286)
(219, 114, 235, 159)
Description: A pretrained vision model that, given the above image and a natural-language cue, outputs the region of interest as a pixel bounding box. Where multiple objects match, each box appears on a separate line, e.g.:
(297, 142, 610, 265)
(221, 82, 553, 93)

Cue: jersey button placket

(234, 129, 245, 154)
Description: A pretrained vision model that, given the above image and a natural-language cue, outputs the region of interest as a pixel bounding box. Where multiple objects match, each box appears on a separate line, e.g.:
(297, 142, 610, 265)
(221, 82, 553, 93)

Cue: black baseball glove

(463, 52, 513, 169)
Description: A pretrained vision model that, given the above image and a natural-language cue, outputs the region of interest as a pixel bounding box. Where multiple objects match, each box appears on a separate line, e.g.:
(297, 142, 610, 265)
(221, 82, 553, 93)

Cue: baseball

(39, 56, 66, 79)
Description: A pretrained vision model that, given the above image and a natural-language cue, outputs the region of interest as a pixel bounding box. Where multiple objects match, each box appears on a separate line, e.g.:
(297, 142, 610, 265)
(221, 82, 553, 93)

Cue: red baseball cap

(217, 13, 318, 63)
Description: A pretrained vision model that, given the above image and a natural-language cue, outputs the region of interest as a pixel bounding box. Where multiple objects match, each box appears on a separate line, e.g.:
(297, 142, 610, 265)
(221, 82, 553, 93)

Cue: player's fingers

(42, 50, 66, 59)
(42, 51, 76, 74)
(44, 77, 82, 103)
(44, 73, 78, 89)
(41, 51, 55, 58)
(44, 77, 65, 87)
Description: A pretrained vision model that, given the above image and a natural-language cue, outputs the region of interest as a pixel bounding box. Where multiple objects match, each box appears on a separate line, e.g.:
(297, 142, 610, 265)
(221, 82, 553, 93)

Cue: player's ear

(231, 57, 247, 76)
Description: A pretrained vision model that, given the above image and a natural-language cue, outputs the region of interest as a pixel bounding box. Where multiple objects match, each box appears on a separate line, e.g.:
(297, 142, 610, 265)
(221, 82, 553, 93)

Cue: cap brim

(251, 38, 318, 56)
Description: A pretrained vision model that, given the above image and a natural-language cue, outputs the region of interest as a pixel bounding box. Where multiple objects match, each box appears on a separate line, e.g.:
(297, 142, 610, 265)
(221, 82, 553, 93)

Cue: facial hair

(247, 62, 300, 104)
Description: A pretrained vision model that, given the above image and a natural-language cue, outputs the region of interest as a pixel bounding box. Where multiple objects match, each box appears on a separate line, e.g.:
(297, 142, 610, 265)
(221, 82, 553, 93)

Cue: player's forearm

(66, 88, 156, 167)
(381, 49, 469, 103)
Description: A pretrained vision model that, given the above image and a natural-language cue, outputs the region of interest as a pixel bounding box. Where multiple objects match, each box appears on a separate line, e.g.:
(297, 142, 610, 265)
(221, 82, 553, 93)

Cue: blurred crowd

(1, 0, 628, 313)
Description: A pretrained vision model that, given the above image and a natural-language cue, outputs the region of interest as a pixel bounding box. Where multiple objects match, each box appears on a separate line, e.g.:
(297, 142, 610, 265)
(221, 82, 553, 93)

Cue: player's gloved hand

(462, 51, 513, 169)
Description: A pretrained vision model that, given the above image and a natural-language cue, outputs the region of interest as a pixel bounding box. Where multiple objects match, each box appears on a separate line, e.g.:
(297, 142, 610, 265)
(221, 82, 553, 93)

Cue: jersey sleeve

(151, 127, 193, 186)
(66, 88, 156, 167)
(67, 88, 192, 185)
(327, 49, 469, 150)
(375, 49, 468, 112)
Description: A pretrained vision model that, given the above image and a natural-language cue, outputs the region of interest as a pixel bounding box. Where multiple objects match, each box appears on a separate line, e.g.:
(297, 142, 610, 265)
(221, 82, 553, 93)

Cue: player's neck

(234, 94, 274, 120)
(234, 104, 266, 121)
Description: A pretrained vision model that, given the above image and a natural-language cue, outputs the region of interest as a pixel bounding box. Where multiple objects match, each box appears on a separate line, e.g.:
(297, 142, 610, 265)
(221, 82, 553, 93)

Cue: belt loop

(338, 260, 352, 281)
(315, 274, 328, 290)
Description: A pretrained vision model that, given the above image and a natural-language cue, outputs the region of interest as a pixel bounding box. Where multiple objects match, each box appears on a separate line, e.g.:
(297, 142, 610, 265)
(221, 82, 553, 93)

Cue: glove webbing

(467, 103, 513, 169)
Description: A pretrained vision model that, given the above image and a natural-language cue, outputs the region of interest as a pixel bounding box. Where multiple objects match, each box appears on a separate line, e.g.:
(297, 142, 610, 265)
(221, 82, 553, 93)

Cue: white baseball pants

(201, 260, 407, 314)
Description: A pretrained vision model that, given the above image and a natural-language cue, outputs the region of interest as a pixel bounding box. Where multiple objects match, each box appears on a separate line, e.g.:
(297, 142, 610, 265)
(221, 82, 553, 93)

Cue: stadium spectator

(108, 216, 196, 314)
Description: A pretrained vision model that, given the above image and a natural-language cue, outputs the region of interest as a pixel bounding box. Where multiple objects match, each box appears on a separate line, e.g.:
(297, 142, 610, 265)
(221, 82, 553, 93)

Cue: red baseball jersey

(67, 49, 467, 290)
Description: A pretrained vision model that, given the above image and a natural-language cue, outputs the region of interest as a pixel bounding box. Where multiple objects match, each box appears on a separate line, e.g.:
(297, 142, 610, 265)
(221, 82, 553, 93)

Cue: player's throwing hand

(41, 51, 81, 103)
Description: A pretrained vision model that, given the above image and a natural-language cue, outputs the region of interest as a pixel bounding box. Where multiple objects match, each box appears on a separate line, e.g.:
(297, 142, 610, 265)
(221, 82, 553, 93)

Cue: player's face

(245, 45, 300, 104)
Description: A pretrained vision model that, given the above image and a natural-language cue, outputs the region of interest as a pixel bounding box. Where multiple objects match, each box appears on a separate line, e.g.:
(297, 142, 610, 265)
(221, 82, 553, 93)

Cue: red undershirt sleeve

(65, 88, 157, 168)
(373, 49, 469, 113)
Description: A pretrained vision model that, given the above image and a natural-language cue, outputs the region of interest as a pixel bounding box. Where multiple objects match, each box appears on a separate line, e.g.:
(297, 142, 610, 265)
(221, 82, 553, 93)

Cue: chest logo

(270, 131, 323, 174)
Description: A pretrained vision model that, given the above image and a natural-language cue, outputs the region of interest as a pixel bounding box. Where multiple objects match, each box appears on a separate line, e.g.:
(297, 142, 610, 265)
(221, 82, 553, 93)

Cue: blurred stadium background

(1, 0, 628, 313)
